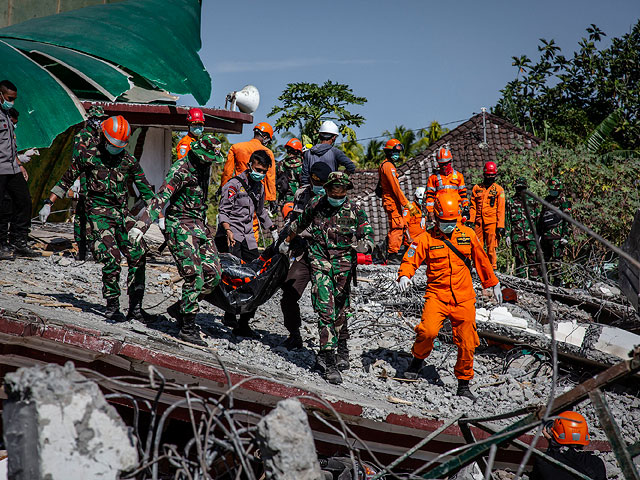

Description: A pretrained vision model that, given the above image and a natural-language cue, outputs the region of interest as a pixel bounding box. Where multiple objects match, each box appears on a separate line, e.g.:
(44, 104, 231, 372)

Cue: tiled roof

(351, 113, 542, 244)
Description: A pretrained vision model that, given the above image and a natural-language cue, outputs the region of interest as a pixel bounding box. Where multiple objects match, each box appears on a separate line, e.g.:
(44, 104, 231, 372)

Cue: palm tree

(338, 139, 364, 165)
(361, 139, 384, 169)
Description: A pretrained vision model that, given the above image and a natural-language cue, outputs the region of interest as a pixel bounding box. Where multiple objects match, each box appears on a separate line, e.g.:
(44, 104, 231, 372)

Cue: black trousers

(280, 251, 311, 334)
(0, 173, 31, 243)
(0, 194, 12, 244)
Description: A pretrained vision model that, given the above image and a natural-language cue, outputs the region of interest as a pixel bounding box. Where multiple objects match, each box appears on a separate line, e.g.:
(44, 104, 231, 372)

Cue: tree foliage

(267, 80, 367, 146)
(494, 21, 640, 153)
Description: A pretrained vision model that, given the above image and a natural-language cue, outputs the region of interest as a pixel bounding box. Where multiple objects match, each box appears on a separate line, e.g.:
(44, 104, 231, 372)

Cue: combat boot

(403, 357, 424, 380)
(456, 379, 477, 401)
(179, 314, 207, 347)
(323, 351, 343, 385)
(232, 314, 259, 338)
(126, 294, 159, 323)
(0, 243, 13, 260)
(282, 330, 303, 350)
(167, 300, 183, 327)
(105, 297, 126, 323)
(11, 238, 39, 257)
(336, 339, 350, 371)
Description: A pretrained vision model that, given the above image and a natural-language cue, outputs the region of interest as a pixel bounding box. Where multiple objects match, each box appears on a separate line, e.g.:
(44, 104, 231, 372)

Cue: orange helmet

(437, 147, 453, 164)
(281, 201, 294, 219)
(384, 138, 404, 152)
(285, 138, 303, 151)
(254, 122, 273, 140)
(187, 107, 204, 123)
(551, 411, 590, 446)
(484, 161, 498, 175)
(102, 115, 131, 148)
(434, 192, 460, 220)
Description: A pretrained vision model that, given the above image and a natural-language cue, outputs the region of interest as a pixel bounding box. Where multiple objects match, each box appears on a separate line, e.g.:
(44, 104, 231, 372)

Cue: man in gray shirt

(300, 120, 356, 185)
(0, 80, 36, 257)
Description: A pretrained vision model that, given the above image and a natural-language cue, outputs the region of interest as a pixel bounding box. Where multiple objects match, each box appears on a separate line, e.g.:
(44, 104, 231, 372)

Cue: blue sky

(181, 1, 640, 146)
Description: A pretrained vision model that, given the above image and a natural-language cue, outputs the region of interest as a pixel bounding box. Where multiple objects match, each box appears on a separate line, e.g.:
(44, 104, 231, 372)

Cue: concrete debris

(3, 362, 138, 480)
(257, 398, 323, 480)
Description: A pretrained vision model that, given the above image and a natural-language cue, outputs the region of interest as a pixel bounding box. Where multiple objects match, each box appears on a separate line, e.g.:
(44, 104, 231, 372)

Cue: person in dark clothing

(300, 120, 355, 185)
(530, 411, 606, 480)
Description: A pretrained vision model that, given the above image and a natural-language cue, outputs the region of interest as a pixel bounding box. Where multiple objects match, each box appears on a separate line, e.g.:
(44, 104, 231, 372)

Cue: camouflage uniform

(277, 155, 303, 204)
(538, 182, 571, 286)
(51, 136, 154, 300)
(507, 192, 541, 279)
(135, 147, 222, 316)
(288, 173, 374, 351)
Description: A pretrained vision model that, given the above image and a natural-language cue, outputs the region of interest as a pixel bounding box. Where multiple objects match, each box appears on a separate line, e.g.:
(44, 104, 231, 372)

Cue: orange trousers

(412, 296, 479, 380)
(475, 222, 498, 269)
(385, 207, 406, 253)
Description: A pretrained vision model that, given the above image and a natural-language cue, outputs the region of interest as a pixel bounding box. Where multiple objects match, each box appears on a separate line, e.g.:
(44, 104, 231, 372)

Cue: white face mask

(438, 220, 457, 234)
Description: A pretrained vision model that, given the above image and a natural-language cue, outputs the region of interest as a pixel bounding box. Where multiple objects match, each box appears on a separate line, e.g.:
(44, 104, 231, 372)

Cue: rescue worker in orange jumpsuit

(469, 161, 505, 269)
(403, 187, 427, 245)
(396, 192, 502, 400)
(176, 108, 205, 160)
(221, 122, 276, 202)
(425, 146, 469, 222)
(378, 139, 419, 264)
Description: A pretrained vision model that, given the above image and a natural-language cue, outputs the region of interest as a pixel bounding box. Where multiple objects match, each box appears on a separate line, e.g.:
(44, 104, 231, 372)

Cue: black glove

(496, 227, 505, 240)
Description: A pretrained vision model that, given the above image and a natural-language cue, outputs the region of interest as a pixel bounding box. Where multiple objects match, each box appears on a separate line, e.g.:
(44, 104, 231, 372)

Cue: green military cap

(189, 133, 223, 164)
(86, 105, 108, 118)
(514, 177, 528, 189)
(324, 171, 354, 190)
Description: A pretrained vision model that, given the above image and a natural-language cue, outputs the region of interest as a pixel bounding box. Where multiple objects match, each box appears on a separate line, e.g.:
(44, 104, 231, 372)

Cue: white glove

(17, 148, 39, 164)
(279, 239, 290, 255)
(129, 227, 144, 245)
(271, 229, 279, 244)
(355, 238, 371, 254)
(493, 282, 503, 304)
(39, 204, 51, 224)
(70, 178, 81, 197)
(560, 238, 569, 245)
(505, 236, 512, 247)
(158, 217, 165, 231)
(420, 217, 426, 229)
(397, 276, 412, 292)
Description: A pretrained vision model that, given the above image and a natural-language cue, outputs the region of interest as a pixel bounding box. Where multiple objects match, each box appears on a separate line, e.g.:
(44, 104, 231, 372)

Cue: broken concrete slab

(3, 362, 138, 480)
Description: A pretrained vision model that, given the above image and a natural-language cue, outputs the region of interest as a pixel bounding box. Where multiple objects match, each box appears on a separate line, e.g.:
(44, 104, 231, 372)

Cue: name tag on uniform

(456, 236, 471, 245)
(430, 245, 444, 250)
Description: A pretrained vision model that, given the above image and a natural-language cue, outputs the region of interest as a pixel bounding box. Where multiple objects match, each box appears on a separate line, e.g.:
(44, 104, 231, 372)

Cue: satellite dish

(225, 85, 260, 114)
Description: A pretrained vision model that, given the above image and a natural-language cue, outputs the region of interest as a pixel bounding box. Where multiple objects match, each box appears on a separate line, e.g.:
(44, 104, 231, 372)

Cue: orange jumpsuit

(425, 170, 469, 214)
(221, 138, 276, 201)
(403, 201, 426, 244)
(469, 182, 505, 269)
(398, 224, 498, 380)
(176, 133, 197, 160)
(379, 160, 410, 253)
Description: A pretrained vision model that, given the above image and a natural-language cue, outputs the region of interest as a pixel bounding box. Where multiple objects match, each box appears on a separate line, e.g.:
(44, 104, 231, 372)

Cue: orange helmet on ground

(484, 161, 498, 175)
(434, 192, 460, 220)
(285, 138, 303, 151)
(437, 147, 453, 164)
(281, 201, 294, 219)
(102, 115, 131, 148)
(551, 411, 590, 446)
(254, 122, 273, 140)
(187, 107, 205, 123)
(383, 138, 404, 152)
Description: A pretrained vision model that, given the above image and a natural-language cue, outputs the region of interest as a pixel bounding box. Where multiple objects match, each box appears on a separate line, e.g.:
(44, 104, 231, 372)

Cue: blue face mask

(438, 221, 457, 234)
(327, 196, 346, 208)
(1, 93, 13, 111)
(312, 185, 325, 196)
(249, 169, 266, 181)
(105, 143, 124, 155)
(190, 125, 204, 137)
(391, 153, 401, 161)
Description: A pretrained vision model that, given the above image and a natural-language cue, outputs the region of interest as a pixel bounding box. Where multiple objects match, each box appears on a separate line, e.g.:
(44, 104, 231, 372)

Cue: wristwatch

(44, 199, 53, 205)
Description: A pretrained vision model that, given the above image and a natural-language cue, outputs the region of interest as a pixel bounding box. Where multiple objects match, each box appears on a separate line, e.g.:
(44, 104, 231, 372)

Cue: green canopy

(0, 0, 211, 150)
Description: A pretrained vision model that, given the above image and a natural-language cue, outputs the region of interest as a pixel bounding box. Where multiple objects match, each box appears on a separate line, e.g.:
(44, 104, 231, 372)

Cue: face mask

(438, 221, 457, 234)
(391, 153, 401, 161)
(312, 185, 325, 196)
(105, 143, 124, 155)
(190, 125, 204, 137)
(484, 176, 495, 186)
(327, 196, 346, 208)
(1, 93, 13, 111)
(249, 169, 266, 181)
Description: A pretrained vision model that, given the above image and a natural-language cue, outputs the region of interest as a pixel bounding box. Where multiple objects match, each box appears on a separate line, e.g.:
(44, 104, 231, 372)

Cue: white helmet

(318, 120, 340, 136)
(415, 187, 426, 201)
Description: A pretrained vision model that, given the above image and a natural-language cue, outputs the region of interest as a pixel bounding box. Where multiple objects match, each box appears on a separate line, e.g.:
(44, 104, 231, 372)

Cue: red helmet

(437, 147, 453, 164)
(551, 411, 590, 446)
(285, 138, 303, 151)
(484, 161, 498, 175)
(434, 192, 460, 220)
(254, 122, 273, 140)
(102, 115, 131, 148)
(187, 108, 204, 124)
(383, 138, 404, 151)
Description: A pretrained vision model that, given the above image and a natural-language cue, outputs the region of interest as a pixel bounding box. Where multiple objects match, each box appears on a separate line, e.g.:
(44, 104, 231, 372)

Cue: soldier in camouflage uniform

(130, 135, 223, 345)
(276, 138, 304, 206)
(40, 115, 155, 322)
(506, 177, 540, 279)
(285, 172, 374, 384)
(538, 177, 571, 286)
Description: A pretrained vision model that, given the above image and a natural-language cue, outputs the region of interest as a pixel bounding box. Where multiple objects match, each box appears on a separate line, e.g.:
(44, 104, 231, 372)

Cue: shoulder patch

(407, 248, 415, 258)
(228, 186, 237, 199)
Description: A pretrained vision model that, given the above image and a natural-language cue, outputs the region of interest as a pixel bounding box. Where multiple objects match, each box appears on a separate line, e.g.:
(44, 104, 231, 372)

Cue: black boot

(0, 243, 13, 260)
(179, 314, 207, 346)
(11, 238, 39, 257)
(313, 351, 327, 375)
(336, 339, 350, 371)
(222, 312, 238, 328)
(403, 357, 424, 380)
(282, 330, 303, 349)
(105, 297, 126, 322)
(232, 314, 259, 338)
(126, 294, 158, 323)
(456, 379, 477, 401)
(386, 252, 403, 265)
(167, 300, 183, 327)
(322, 351, 343, 385)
